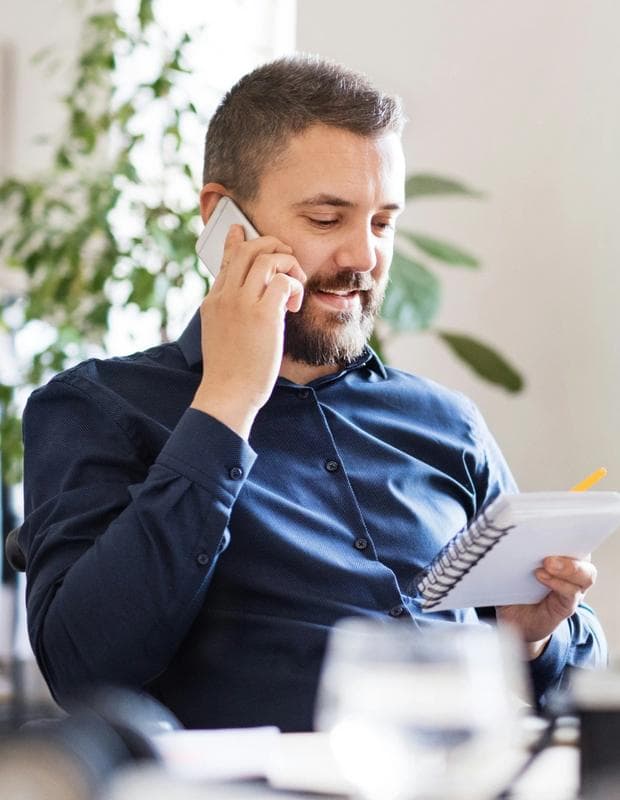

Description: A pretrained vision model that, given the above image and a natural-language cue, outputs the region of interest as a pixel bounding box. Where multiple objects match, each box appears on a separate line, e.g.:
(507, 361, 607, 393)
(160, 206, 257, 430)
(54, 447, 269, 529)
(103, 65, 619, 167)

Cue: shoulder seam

(47, 375, 147, 464)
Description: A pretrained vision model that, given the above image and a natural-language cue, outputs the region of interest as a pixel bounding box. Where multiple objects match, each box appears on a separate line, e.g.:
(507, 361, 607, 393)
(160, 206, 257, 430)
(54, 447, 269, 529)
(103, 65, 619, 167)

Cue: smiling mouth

(314, 289, 362, 311)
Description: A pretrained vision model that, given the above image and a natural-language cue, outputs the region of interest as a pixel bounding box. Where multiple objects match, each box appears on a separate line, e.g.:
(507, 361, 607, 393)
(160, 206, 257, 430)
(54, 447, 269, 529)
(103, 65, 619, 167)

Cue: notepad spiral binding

(416, 507, 516, 610)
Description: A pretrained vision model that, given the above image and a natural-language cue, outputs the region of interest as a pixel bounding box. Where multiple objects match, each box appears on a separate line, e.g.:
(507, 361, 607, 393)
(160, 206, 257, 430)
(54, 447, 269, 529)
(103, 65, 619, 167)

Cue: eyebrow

(292, 193, 404, 212)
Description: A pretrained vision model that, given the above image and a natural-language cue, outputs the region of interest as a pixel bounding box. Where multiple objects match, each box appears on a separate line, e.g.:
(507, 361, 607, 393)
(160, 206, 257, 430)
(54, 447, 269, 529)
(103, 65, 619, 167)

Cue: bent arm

(22, 377, 255, 705)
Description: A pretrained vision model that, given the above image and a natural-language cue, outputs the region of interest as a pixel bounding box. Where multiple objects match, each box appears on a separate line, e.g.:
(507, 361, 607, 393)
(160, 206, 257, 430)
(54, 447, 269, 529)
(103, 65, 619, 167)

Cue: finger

(222, 235, 295, 288)
(542, 557, 597, 591)
(216, 224, 247, 289)
(243, 252, 307, 299)
(535, 569, 587, 606)
(260, 273, 305, 315)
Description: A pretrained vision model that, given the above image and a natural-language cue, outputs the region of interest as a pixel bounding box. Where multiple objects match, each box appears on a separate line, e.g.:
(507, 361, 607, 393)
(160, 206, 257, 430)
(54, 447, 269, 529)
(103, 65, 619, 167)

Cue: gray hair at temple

(202, 54, 405, 202)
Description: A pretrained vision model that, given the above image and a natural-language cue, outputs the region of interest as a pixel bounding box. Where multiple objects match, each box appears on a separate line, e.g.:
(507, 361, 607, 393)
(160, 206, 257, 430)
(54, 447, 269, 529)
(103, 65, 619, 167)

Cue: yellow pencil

(570, 467, 608, 492)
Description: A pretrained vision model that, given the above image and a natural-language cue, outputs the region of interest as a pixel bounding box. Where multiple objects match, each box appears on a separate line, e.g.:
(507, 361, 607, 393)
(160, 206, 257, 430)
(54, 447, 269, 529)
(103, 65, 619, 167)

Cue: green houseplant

(377, 171, 522, 394)
(0, 1, 523, 486)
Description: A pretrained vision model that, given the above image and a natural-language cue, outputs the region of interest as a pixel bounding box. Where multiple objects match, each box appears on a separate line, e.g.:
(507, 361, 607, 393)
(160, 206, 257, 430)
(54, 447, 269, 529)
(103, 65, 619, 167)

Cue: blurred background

(0, 0, 618, 691)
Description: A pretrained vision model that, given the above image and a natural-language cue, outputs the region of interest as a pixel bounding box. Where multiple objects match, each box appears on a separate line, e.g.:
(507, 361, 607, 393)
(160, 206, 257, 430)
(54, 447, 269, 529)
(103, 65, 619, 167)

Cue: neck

(279, 355, 341, 386)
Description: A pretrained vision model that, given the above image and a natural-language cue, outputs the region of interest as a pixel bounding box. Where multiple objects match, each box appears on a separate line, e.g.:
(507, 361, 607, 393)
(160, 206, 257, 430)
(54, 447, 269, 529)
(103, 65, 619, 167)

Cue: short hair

(202, 54, 405, 202)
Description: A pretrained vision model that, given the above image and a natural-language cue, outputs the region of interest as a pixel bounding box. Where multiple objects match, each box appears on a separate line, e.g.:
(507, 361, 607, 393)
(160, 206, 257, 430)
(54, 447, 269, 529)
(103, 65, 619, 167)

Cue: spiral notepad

(417, 491, 620, 612)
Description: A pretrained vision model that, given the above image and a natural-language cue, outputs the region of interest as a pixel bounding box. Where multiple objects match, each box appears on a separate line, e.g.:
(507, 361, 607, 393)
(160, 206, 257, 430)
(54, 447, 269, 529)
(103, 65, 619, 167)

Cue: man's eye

(308, 218, 337, 228)
(373, 220, 395, 232)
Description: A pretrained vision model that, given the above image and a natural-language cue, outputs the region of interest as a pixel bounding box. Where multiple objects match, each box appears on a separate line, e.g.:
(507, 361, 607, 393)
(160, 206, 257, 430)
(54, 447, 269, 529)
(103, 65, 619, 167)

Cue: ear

(199, 183, 229, 223)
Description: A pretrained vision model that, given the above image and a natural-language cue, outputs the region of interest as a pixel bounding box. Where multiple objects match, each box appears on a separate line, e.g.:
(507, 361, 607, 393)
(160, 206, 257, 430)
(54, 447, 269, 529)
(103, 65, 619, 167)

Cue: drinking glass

(315, 619, 526, 800)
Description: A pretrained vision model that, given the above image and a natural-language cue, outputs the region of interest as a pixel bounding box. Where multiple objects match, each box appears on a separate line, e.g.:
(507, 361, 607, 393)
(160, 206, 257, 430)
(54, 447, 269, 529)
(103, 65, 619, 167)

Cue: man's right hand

(191, 224, 306, 440)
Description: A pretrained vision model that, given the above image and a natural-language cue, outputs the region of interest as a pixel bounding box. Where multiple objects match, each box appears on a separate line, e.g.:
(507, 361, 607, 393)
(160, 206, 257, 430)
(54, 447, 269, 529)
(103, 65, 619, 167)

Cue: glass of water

(315, 619, 525, 800)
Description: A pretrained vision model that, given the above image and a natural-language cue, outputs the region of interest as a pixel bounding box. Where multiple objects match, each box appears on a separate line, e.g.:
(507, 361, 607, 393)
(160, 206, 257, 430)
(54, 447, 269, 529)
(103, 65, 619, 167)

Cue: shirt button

(354, 538, 368, 551)
(196, 553, 210, 566)
(388, 605, 405, 618)
(229, 466, 244, 480)
(299, 389, 310, 399)
(324, 459, 340, 473)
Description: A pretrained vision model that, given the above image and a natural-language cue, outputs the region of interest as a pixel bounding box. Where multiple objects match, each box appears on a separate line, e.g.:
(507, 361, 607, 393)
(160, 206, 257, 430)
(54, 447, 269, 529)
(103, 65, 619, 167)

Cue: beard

(283, 269, 386, 366)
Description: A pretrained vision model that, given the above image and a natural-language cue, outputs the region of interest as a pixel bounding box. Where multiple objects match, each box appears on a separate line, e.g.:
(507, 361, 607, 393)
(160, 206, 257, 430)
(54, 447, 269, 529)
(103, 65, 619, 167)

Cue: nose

(333, 225, 378, 273)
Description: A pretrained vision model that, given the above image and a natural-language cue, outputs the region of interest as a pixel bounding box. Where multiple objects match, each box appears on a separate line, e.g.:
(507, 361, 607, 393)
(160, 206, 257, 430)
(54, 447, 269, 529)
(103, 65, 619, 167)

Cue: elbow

(30, 604, 167, 708)
(31, 617, 99, 709)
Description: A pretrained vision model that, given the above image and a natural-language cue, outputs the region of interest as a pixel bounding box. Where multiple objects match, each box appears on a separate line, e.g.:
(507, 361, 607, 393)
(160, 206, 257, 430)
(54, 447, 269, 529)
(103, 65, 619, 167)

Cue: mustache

(305, 270, 375, 294)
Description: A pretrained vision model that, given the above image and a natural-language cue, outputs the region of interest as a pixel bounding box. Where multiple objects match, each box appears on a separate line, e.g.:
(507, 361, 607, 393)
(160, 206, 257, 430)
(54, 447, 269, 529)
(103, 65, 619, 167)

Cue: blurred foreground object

(315, 619, 528, 800)
(571, 667, 620, 799)
(0, 686, 181, 799)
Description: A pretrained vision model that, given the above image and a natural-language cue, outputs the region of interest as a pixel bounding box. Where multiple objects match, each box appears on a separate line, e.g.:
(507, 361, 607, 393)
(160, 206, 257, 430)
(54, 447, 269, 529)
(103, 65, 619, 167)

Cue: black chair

(5, 527, 25, 572)
(0, 687, 183, 796)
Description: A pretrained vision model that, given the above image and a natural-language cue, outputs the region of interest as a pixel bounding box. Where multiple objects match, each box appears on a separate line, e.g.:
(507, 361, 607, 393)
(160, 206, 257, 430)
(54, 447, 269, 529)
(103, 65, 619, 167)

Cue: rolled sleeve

(529, 604, 608, 705)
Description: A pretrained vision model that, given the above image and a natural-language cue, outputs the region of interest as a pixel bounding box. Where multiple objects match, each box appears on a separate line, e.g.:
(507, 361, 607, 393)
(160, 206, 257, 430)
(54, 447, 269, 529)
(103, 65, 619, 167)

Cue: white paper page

(153, 728, 353, 796)
(153, 726, 279, 782)
(422, 492, 620, 611)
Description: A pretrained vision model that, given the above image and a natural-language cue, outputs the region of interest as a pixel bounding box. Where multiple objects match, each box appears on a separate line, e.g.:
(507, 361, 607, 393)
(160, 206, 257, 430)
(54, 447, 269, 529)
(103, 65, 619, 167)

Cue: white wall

(0, 0, 88, 176)
(0, 0, 86, 301)
(297, 0, 620, 653)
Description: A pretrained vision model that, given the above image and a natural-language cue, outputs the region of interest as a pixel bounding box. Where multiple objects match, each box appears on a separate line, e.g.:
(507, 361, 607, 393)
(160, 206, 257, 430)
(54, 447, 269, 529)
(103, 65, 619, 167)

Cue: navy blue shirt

(21, 311, 606, 730)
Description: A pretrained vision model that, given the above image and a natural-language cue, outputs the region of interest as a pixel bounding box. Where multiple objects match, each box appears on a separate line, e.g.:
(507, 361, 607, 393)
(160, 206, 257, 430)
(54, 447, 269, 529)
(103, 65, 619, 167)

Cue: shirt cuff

(156, 408, 257, 500)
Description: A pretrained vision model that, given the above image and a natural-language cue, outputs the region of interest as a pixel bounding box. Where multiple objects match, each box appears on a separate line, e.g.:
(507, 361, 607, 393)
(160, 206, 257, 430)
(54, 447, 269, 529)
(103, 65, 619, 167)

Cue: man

(21, 56, 605, 731)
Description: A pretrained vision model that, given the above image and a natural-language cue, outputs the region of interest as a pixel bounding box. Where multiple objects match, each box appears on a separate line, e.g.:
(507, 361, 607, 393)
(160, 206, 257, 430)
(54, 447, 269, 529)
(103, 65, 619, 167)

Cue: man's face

(243, 124, 406, 366)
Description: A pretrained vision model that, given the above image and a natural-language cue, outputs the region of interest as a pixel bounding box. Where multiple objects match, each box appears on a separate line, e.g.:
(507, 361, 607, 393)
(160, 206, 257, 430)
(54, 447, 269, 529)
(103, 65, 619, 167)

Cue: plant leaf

(398, 231, 479, 267)
(381, 251, 440, 332)
(405, 173, 483, 200)
(437, 331, 524, 392)
(138, 0, 155, 30)
(127, 267, 156, 310)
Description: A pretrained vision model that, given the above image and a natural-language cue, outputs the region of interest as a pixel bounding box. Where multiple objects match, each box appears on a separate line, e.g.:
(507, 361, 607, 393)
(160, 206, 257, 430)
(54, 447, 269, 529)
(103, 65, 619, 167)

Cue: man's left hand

(496, 556, 597, 660)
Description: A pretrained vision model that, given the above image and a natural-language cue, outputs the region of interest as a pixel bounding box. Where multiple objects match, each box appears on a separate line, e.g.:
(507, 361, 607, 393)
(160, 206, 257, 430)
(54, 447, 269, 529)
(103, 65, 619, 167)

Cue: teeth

(323, 289, 354, 296)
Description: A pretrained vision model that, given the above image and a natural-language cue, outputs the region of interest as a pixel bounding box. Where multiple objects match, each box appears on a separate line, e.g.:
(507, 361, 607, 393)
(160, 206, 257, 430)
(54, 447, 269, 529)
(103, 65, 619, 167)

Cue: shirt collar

(176, 309, 387, 381)
(177, 310, 202, 369)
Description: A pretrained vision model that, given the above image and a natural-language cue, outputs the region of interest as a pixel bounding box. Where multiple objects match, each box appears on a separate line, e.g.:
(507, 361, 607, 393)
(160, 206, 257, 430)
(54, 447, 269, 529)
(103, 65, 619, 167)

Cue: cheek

(289, 233, 394, 281)
(289, 239, 332, 278)
(375, 245, 394, 279)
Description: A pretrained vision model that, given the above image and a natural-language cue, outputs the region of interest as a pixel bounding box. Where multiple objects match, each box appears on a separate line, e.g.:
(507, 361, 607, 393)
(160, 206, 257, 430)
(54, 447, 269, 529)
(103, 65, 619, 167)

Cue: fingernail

(548, 558, 564, 573)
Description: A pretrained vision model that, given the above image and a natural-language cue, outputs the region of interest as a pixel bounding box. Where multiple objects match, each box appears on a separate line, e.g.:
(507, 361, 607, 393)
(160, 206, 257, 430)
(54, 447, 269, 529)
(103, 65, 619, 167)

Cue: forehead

(257, 124, 406, 206)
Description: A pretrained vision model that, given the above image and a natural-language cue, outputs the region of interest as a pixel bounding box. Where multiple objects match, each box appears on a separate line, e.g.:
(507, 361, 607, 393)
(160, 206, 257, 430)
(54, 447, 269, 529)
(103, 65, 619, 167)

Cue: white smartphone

(195, 197, 259, 278)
